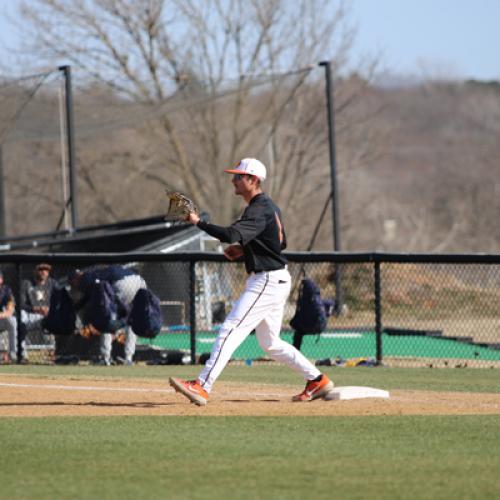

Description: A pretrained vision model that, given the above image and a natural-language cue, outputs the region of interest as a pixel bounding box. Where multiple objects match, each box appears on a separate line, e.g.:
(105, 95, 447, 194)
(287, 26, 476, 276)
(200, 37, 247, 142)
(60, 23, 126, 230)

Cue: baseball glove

(165, 190, 199, 221)
(79, 324, 100, 339)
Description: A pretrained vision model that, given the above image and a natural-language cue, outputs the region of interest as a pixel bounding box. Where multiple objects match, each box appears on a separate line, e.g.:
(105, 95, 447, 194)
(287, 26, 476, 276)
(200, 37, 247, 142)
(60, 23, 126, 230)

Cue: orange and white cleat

(292, 374, 334, 402)
(169, 377, 209, 406)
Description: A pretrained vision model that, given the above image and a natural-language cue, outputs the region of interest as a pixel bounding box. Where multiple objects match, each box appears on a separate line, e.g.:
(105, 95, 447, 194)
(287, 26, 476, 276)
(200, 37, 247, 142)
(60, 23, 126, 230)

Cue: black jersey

(197, 193, 287, 273)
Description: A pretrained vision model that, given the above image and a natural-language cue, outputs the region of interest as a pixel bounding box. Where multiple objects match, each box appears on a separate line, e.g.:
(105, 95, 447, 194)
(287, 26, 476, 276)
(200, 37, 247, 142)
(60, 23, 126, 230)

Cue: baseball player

(169, 158, 334, 405)
(69, 266, 147, 365)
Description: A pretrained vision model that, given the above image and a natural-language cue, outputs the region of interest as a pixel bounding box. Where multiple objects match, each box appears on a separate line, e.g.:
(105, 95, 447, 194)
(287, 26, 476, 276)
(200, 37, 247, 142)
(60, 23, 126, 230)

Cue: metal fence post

(189, 260, 197, 364)
(58, 65, 78, 232)
(374, 260, 383, 364)
(319, 60, 343, 315)
(0, 146, 5, 238)
(15, 262, 22, 362)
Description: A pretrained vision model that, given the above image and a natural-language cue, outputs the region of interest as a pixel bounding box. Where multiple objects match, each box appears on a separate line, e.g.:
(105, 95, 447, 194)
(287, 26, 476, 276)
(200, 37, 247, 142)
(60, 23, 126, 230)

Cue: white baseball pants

(198, 267, 321, 393)
(100, 274, 147, 364)
(0, 315, 17, 361)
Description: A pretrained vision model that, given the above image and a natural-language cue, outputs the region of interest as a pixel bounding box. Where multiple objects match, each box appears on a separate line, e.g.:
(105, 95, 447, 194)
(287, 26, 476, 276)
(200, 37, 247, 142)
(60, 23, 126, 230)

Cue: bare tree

(15, 0, 370, 234)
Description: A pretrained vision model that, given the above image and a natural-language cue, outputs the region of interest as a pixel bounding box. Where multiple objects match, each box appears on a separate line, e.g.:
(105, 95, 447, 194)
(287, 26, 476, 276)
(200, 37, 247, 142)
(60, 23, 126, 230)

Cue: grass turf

(1, 364, 499, 393)
(0, 366, 499, 499)
(138, 330, 500, 362)
(0, 416, 498, 499)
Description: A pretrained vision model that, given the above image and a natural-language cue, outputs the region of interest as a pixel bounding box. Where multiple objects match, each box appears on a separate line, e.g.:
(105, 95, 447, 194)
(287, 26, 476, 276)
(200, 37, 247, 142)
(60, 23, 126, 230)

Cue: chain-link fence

(0, 253, 499, 368)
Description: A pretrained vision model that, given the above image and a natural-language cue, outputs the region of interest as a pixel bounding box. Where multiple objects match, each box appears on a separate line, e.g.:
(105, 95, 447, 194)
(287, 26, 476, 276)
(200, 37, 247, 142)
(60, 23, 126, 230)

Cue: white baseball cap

(224, 158, 267, 181)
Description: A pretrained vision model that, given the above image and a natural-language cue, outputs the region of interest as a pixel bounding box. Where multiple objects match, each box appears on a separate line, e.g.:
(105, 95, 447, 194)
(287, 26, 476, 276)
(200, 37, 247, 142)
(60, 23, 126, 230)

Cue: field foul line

(0, 382, 171, 394)
(0, 382, 287, 398)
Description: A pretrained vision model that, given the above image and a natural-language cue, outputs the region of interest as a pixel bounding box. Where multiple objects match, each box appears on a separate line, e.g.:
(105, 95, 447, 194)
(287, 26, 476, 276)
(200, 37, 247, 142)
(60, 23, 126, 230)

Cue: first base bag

(128, 288, 163, 338)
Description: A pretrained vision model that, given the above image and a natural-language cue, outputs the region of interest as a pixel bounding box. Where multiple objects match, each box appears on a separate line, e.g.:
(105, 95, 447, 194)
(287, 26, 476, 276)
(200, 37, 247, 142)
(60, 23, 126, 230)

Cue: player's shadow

(86, 401, 175, 408)
(0, 401, 175, 408)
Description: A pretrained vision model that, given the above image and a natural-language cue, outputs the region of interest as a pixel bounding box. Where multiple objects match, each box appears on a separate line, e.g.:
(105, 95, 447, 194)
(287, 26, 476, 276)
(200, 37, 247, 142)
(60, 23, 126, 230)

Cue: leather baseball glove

(79, 324, 100, 338)
(165, 190, 199, 221)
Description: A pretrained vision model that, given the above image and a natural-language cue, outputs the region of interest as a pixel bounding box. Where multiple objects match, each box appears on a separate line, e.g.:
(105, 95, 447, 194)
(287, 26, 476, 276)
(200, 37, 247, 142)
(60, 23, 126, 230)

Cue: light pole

(319, 60, 343, 314)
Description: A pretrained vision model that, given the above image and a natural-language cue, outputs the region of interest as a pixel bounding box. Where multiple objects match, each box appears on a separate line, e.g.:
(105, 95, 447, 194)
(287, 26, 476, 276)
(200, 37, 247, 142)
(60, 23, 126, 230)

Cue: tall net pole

(319, 60, 343, 314)
(58, 65, 78, 231)
(58, 75, 70, 231)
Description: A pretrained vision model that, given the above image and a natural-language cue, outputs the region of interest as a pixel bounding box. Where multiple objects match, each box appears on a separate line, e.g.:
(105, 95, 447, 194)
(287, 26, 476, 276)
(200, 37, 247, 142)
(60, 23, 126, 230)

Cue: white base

(324, 386, 390, 401)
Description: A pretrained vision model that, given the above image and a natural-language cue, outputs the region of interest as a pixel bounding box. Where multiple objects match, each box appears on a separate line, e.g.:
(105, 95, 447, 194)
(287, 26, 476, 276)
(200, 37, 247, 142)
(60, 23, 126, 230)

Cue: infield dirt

(1, 375, 499, 417)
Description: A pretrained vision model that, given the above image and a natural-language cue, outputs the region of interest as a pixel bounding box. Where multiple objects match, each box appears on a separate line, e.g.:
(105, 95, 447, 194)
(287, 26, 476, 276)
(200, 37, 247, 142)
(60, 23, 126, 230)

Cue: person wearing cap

(0, 270, 18, 363)
(19, 263, 56, 363)
(169, 158, 334, 405)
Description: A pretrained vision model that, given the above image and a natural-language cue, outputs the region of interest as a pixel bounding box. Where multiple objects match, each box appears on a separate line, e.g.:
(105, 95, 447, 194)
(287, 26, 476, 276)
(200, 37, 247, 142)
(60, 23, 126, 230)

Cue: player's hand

(186, 211, 200, 225)
(224, 244, 244, 261)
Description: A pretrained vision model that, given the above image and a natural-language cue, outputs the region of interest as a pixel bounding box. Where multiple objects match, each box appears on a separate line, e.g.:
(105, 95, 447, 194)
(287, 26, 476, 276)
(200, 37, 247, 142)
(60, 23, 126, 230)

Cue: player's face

(232, 174, 254, 195)
(37, 269, 49, 282)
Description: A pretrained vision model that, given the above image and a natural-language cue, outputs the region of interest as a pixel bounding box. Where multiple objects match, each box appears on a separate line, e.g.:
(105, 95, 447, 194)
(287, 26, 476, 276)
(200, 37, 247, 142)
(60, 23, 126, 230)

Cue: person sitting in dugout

(19, 263, 56, 363)
(0, 270, 18, 364)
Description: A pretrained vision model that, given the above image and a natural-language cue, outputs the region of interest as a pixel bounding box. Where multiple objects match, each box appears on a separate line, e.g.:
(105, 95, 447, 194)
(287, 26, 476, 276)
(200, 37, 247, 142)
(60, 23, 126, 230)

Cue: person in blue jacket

(69, 265, 146, 365)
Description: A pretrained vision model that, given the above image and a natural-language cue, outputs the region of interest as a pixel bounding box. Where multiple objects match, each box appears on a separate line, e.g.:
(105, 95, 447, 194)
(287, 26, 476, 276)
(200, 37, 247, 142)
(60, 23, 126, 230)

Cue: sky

(350, 0, 500, 80)
(0, 0, 499, 81)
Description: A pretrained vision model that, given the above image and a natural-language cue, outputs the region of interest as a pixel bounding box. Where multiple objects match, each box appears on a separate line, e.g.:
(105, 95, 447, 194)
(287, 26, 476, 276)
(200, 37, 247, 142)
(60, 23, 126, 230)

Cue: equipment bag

(290, 277, 327, 334)
(86, 280, 122, 333)
(42, 286, 76, 336)
(128, 288, 163, 339)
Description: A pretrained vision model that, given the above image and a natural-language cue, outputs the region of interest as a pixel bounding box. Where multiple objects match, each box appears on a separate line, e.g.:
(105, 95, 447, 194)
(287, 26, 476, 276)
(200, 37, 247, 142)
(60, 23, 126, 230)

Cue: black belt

(249, 265, 287, 274)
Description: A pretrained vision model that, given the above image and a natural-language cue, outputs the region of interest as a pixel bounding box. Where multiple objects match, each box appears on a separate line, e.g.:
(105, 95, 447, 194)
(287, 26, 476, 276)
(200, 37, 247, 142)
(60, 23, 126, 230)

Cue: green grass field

(0, 365, 499, 500)
(138, 330, 500, 362)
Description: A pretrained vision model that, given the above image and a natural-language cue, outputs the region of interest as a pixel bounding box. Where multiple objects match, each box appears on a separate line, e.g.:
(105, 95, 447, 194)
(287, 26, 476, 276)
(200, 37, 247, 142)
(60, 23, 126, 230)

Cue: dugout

(0, 214, 225, 362)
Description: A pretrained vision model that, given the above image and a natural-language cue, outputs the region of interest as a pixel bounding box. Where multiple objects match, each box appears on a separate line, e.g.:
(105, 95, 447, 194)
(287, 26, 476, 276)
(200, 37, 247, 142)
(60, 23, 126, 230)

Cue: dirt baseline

(1, 375, 499, 417)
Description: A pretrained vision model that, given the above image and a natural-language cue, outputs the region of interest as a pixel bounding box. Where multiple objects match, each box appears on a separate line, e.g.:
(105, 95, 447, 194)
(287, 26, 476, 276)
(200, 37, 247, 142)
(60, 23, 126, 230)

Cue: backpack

(128, 288, 163, 338)
(290, 278, 327, 334)
(42, 286, 76, 336)
(86, 280, 123, 333)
